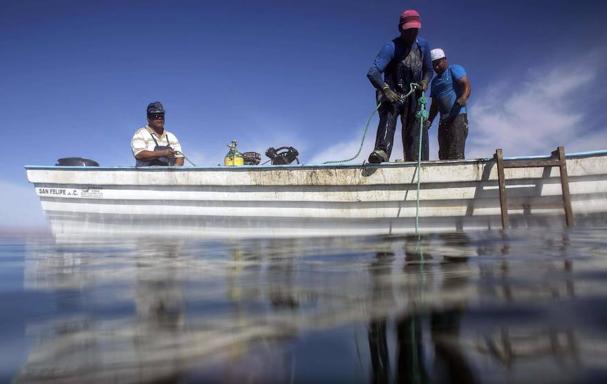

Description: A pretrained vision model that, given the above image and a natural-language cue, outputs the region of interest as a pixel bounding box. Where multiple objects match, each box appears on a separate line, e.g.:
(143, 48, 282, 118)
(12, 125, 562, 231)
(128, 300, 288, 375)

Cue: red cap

(399, 9, 421, 30)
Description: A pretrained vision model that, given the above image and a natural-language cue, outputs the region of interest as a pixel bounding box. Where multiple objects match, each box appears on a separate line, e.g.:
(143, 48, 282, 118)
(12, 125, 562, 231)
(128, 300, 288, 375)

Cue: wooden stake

(556, 146, 575, 227)
(495, 148, 509, 229)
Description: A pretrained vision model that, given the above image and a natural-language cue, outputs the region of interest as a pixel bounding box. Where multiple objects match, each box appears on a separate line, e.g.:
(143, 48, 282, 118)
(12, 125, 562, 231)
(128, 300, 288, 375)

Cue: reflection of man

(135, 240, 185, 329)
(367, 9, 433, 163)
(368, 252, 394, 384)
(131, 101, 184, 166)
(426, 49, 472, 160)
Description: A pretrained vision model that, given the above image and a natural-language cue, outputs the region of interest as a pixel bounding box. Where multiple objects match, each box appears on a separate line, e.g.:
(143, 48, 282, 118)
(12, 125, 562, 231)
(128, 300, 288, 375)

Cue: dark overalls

(136, 132, 175, 167)
(436, 67, 468, 160)
(368, 38, 432, 162)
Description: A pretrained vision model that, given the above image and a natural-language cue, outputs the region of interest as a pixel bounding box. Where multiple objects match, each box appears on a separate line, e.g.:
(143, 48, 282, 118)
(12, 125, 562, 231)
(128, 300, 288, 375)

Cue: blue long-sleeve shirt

(367, 37, 433, 91)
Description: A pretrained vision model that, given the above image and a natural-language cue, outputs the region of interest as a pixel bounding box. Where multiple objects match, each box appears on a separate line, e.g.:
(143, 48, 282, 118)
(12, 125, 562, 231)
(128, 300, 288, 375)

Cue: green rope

(323, 103, 381, 165)
(411, 87, 429, 384)
(414, 91, 428, 236)
(413, 87, 429, 269)
(323, 83, 420, 165)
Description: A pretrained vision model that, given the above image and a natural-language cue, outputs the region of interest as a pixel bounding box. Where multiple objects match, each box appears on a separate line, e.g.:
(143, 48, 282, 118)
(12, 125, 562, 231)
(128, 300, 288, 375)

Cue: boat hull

(25, 153, 607, 238)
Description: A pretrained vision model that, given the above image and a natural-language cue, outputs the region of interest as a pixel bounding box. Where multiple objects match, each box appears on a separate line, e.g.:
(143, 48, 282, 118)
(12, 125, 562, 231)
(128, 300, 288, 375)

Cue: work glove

(419, 80, 428, 91)
(446, 101, 464, 124)
(381, 84, 400, 104)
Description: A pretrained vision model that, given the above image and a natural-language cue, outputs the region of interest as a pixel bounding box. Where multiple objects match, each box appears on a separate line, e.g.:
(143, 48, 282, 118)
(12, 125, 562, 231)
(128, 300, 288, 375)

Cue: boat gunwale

(23, 149, 607, 172)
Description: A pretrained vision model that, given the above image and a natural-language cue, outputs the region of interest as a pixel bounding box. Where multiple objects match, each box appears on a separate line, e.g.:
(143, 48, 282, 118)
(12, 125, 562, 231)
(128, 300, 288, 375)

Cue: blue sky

(1, 0, 606, 226)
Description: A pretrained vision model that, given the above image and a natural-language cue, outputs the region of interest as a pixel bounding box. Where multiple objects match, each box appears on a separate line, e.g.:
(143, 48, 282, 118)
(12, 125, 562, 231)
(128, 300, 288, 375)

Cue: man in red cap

(367, 9, 433, 163)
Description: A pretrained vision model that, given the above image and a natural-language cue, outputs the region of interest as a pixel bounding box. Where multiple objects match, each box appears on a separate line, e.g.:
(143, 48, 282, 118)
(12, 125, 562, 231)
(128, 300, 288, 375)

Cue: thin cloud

(468, 55, 605, 158)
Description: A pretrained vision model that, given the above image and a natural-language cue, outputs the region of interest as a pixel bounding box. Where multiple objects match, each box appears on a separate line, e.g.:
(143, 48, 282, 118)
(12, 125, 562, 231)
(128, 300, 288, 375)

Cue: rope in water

(410, 88, 429, 384)
(323, 83, 420, 165)
(414, 90, 428, 236)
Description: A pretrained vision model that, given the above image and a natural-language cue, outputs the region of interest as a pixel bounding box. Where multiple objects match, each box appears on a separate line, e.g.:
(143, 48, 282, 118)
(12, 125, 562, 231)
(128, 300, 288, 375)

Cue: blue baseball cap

(146, 101, 165, 114)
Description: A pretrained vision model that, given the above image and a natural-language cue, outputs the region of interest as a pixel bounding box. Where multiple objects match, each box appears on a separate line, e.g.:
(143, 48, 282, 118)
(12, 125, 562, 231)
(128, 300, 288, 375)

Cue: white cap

(431, 48, 446, 61)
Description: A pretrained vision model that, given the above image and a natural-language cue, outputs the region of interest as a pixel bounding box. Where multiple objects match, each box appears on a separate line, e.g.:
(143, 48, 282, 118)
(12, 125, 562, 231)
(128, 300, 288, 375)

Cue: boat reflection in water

(14, 226, 607, 383)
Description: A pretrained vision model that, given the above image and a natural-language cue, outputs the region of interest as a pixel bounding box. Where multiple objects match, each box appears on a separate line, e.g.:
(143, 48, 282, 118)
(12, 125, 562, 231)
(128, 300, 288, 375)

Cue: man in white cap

(426, 48, 471, 160)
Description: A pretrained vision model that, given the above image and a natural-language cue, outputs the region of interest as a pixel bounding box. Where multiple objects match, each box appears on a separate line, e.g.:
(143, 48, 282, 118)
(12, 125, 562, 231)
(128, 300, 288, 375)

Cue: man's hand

(424, 120, 433, 130)
(419, 80, 428, 91)
(159, 148, 175, 158)
(381, 84, 400, 104)
(456, 97, 466, 107)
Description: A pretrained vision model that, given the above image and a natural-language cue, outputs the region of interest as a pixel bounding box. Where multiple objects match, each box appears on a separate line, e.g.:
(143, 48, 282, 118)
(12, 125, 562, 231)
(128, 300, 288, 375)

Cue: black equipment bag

(265, 147, 299, 165)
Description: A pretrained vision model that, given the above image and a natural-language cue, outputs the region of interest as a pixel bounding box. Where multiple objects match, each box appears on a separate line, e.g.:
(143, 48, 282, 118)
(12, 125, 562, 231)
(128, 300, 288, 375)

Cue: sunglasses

(148, 113, 165, 120)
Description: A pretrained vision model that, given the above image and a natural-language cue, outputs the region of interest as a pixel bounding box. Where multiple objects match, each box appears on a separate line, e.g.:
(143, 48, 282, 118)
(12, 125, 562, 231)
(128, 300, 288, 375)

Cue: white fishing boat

(25, 149, 607, 238)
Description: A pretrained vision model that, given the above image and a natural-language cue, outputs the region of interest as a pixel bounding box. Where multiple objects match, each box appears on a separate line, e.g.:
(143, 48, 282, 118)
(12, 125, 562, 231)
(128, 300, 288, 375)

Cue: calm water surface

(2, 227, 607, 383)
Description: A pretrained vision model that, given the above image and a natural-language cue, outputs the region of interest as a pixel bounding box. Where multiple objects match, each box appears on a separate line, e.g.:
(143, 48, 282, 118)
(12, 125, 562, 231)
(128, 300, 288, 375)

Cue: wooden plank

(503, 159, 560, 168)
(557, 146, 575, 227)
(495, 149, 509, 229)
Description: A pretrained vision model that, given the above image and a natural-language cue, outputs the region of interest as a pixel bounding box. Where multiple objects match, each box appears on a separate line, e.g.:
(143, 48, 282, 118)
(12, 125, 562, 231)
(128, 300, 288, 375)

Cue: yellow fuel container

(224, 140, 244, 166)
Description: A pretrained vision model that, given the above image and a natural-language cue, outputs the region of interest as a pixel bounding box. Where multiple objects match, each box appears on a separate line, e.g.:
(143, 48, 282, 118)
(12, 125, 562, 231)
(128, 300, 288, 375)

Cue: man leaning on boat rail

(131, 102, 184, 167)
(426, 48, 472, 160)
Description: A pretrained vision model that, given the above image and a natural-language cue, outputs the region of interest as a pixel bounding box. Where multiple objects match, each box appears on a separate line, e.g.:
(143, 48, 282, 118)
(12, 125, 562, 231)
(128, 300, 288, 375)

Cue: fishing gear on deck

(242, 152, 261, 165)
(265, 146, 300, 165)
(222, 141, 262, 166)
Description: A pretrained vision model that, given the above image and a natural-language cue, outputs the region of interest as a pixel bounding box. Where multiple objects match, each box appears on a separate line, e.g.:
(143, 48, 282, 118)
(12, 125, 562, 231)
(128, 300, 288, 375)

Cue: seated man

(131, 101, 184, 166)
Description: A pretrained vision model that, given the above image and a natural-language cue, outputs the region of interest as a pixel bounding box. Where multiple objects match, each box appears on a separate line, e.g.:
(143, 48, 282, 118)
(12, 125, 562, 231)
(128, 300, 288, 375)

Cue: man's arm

(427, 99, 439, 127)
(366, 42, 395, 90)
(420, 40, 433, 90)
(445, 67, 471, 122)
(135, 148, 175, 161)
(170, 135, 185, 167)
(135, 149, 183, 166)
(455, 75, 471, 106)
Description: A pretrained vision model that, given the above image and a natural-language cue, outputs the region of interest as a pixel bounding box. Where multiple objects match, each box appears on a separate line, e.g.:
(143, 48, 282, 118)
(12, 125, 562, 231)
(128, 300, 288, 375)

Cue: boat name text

(37, 187, 103, 198)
